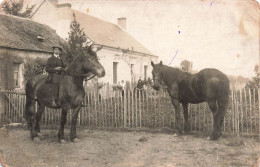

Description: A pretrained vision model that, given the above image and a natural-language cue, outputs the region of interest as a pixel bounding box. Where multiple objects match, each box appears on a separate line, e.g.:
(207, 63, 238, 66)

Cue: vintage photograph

(0, 0, 259, 166)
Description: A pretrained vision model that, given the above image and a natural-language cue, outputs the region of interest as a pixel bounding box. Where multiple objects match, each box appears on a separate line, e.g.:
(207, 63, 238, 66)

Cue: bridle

(85, 74, 96, 81)
(153, 67, 165, 87)
(64, 56, 98, 80)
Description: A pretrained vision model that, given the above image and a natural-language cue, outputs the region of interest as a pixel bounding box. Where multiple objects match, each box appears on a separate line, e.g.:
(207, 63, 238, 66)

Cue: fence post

(258, 88, 260, 141)
(249, 89, 252, 134)
(123, 89, 126, 128)
(253, 88, 256, 133)
(240, 89, 243, 133)
(235, 90, 239, 136)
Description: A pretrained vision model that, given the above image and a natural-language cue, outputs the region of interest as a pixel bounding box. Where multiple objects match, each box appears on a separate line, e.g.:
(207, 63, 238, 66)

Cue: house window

(13, 63, 20, 88)
(144, 65, 148, 81)
(113, 62, 118, 84)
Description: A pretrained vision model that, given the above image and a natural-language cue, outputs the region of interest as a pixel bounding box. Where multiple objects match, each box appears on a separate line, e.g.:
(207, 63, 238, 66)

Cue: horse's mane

(161, 65, 192, 84)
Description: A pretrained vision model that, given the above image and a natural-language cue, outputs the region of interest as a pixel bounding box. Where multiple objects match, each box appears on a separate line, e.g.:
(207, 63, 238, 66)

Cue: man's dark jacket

(46, 55, 65, 74)
(46, 55, 65, 83)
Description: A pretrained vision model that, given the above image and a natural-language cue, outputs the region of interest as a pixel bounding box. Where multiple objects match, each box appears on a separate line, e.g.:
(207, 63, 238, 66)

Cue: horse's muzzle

(95, 68, 105, 77)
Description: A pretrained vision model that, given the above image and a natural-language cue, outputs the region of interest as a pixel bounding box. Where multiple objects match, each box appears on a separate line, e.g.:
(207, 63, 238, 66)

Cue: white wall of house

(97, 48, 156, 86)
(31, 1, 72, 39)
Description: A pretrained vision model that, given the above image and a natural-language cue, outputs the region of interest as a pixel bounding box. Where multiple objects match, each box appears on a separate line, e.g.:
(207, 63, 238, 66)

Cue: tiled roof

(0, 14, 65, 52)
(72, 9, 154, 56)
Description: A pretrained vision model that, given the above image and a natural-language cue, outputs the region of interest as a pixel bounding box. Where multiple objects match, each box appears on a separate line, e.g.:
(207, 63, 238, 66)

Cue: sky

(61, 0, 259, 78)
(1, 0, 259, 78)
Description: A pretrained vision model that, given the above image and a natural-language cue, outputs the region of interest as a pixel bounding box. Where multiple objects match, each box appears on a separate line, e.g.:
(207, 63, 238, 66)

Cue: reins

(62, 69, 96, 81)
(85, 74, 96, 81)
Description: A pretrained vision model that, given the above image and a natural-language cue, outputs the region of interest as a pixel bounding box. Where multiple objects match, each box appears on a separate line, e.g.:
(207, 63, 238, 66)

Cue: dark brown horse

(24, 45, 105, 143)
(151, 61, 229, 140)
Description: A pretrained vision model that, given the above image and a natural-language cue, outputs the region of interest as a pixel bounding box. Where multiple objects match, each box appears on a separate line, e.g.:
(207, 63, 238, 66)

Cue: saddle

(36, 74, 62, 108)
(46, 73, 61, 84)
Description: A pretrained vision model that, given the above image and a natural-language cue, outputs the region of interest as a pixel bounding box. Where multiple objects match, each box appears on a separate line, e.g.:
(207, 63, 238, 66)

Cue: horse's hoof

(59, 139, 67, 144)
(72, 138, 80, 142)
(37, 133, 43, 138)
(207, 136, 219, 140)
(173, 133, 179, 137)
(33, 137, 40, 142)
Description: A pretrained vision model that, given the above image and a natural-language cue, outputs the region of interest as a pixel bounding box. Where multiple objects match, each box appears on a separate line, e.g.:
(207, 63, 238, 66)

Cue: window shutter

(6, 60, 14, 90)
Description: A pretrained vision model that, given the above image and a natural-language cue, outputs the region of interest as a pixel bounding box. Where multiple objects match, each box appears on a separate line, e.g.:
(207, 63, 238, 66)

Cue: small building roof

(0, 14, 65, 52)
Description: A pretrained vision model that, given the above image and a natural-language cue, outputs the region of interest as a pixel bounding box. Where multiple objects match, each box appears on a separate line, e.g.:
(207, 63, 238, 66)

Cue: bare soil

(0, 127, 259, 167)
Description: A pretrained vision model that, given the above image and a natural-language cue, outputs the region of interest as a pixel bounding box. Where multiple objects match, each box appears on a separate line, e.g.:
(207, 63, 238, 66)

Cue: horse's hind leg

(35, 103, 45, 137)
(208, 100, 223, 140)
(58, 107, 68, 143)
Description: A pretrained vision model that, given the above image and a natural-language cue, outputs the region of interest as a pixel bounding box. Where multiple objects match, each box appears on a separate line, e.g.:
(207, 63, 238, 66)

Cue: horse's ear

(90, 44, 102, 52)
(160, 61, 163, 65)
(151, 61, 155, 67)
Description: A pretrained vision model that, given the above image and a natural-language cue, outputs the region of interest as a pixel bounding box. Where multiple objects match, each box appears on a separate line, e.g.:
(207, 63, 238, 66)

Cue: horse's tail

(217, 79, 230, 113)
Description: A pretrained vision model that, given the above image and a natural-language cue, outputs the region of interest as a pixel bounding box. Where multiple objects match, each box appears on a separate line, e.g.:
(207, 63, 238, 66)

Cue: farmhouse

(0, 14, 65, 92)
(25, 0, 158, 87)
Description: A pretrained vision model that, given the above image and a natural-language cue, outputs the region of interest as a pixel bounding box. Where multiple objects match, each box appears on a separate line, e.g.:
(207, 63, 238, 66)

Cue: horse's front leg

(70, 104, 81, 142)
(58, 106, 68, 143)
(171, 98, 182, 134)
(182, 103, 190, 132)
(35, 103, 45, 138)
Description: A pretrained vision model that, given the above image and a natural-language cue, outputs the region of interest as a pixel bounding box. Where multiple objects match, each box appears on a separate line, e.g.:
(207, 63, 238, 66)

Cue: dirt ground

(0, 126, 259, 167)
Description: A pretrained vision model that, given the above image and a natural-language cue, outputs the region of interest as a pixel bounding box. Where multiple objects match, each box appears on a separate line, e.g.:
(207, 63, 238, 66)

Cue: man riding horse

(46, 45, 66, 83)
(25, 44, 105, 143)
(45, 45, 66, 107)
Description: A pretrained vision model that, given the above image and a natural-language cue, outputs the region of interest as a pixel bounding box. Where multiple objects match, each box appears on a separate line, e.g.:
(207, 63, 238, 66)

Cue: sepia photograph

(0, 0, 259, 166)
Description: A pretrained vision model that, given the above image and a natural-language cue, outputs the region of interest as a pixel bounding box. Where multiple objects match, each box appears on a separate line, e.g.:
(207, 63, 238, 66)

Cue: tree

(2, 0, 35, 18)
(24, 58, 46, 81)
(63, 13, 92, 63)
(245, 64, 259, 89)
(180, 60, 193, 73)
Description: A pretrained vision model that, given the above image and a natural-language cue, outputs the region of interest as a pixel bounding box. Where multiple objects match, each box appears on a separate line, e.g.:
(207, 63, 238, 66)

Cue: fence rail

(0, 87, 259, 136)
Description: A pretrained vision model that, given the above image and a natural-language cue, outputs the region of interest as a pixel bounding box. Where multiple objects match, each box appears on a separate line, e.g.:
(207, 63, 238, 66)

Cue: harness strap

(63, 69, 96, 81)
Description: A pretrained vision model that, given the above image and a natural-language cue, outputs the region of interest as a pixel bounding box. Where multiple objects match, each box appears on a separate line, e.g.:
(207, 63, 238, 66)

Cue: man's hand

(55, 67, 63, 71)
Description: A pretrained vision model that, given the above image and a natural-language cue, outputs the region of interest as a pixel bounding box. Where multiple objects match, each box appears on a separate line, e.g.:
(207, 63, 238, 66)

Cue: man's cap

(52, 45, 63, 51)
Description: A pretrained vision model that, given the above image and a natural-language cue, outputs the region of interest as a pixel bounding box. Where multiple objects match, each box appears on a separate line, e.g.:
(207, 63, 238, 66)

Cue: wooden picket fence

(0, 87, 259, 136)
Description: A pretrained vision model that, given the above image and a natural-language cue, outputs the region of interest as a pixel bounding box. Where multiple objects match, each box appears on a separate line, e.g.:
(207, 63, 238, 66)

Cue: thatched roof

(0, 14, 65, 52)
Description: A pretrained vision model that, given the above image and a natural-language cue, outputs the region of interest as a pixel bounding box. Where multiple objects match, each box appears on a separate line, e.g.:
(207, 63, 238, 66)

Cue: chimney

(117, 17, 126, 30)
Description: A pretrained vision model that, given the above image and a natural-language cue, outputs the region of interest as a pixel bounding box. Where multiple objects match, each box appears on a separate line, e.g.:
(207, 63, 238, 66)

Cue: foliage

(24, 58, 46, 81)
(2, 0, 35, 18)
(245, 64, 259, 89)
(228, 75, 249, 83)
(180, 60, 193, 73)
(63, 13, 92, 63)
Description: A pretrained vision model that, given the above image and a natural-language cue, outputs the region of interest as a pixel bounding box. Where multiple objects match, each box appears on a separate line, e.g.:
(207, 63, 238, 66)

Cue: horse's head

(151, 60, 164, 91)
(68, 44, 105, 78)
